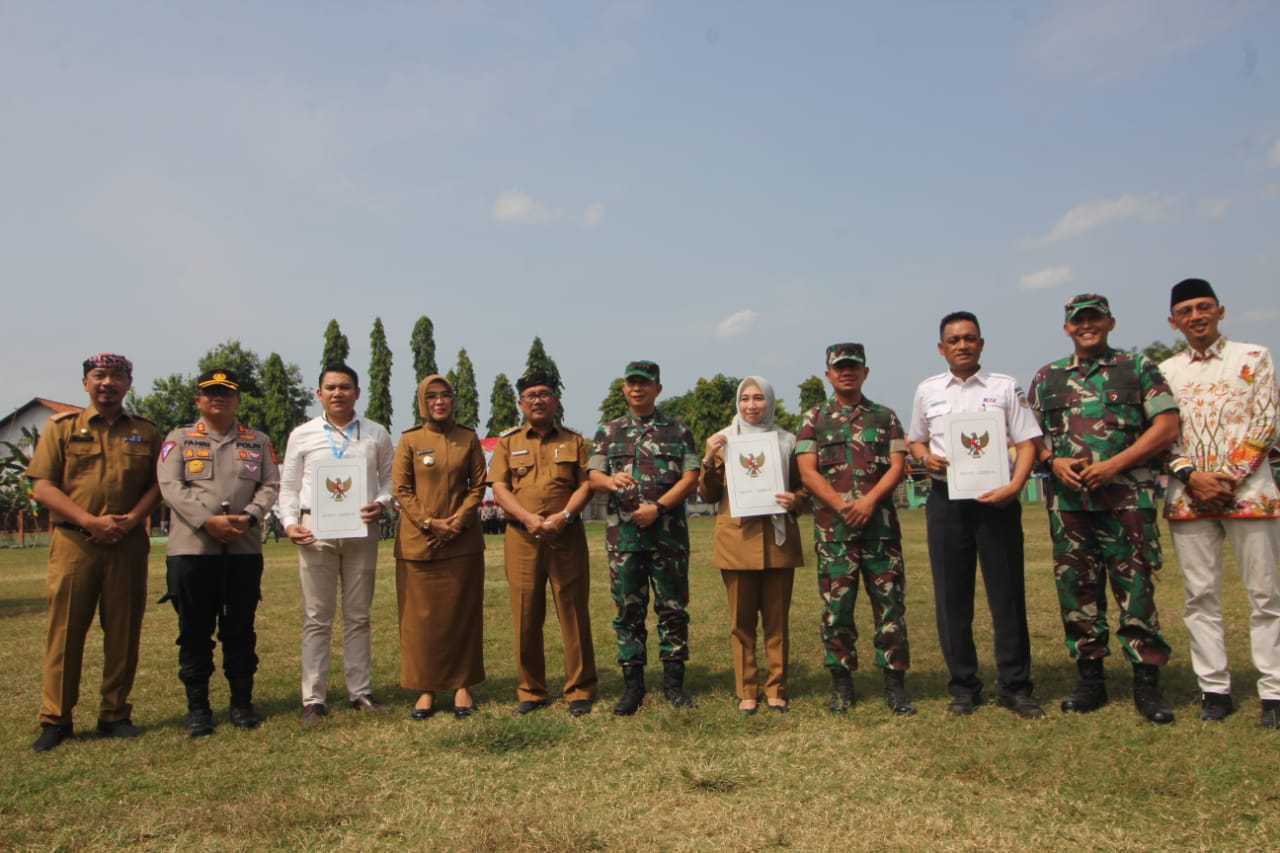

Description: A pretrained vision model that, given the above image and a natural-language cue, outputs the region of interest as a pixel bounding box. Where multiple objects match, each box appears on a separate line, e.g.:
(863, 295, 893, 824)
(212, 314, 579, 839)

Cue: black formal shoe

(767, 701, 789, 714)
(300, 703, 328, 726)
(514, 699, 549, 716)
(410, 706, 435, 721)
(1200, 692, 1233, 722)
(739, 703, 758, 716)
(186, 708, 215, 738)
(568, 700, 593, 717)
(947, 692, 981, 716)
(1260, 699, 1279, 729)
(32, 723, 73, 753)
(350, 694, 389, 713)
(997, 693, 1045, 720)
(96, 718, 143, 738)
(229, 704, 260, 729)
(453, 704, 475, 719)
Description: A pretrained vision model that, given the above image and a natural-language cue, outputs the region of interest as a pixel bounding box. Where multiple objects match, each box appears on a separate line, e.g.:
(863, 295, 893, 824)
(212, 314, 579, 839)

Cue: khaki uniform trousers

(40, 527, 149, 725)
(505, 523, 597, 702)
(721, 568, 795, 701)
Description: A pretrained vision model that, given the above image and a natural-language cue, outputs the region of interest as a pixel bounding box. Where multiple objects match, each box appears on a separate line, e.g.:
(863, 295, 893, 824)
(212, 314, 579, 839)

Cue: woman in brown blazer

(393, 374, 487, 719)
(699, 376, 805, 714)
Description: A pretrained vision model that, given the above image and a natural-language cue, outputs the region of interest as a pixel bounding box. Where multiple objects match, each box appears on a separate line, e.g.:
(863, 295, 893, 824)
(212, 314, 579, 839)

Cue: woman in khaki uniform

(699, 376, 805, 714)
(393, 374, 487, 719)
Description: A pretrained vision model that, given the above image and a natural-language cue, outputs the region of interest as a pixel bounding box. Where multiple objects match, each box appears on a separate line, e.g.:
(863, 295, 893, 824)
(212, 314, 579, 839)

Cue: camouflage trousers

(608, 546, 690, 665)
(815, 539, 909, 672)
(1048, 508, 1171, 665)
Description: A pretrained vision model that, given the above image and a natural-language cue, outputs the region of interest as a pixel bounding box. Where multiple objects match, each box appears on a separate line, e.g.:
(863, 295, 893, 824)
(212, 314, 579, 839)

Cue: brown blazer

(393, 420, 487, 561)
(699, 448, 805, 570)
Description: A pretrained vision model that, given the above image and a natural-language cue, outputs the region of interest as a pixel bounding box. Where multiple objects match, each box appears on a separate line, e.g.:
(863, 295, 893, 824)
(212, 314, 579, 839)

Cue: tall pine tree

(321, 319, 350, 369)
(452, 348, 479, 429)
(366, 317, 393, 430)
(486, 373, 519, 436)
(260, 352, 312, 453)
(408, 315, 437, 424)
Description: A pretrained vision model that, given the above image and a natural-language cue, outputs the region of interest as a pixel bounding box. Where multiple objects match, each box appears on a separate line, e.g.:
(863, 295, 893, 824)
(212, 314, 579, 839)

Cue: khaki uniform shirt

(487, 423, 589, 518)
(393, 421, 487, 562)
(157, 419, 281, 556)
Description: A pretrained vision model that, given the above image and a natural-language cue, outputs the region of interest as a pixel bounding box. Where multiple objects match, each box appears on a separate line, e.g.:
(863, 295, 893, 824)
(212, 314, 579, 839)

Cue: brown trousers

(40, 528, 149, 725)
(396, 553, 485, 691)
(505, 524, 597, 702)
(721, 568, 794, 700)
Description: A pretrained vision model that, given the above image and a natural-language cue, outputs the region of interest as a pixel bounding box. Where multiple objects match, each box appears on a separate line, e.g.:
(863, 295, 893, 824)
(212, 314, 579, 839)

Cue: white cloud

(1199, 197, 1230, 219)
(1019, 265, 1075, 292)
(491, 188, 553, 224)
(1027, 194, 1167, 245)
(1270, 139, 1280, 168)
(715, 309, 757, 339)
(1237, 307, 1280, 324)
(582, 202, 606, 227)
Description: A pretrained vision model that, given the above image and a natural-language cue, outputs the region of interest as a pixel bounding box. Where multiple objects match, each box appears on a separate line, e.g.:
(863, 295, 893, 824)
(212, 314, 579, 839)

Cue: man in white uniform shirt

(908, 311, 1044, 719)
(280, 363, 395, 724)
(1161, 278, 1280, 728)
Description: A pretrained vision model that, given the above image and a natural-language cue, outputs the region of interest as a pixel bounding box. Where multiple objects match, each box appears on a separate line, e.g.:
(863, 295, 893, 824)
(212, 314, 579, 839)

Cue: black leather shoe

(828, 667, 855, 714)
(883, 670, 916, 717)
(766, 701, 789, 714)
(229, 704, 260, 729)
(97, 718, 143, 738)
(32, 723, 73, 753)
(947, 692, 981, 716)
(997, 693, 1045, 720)
(1200, 692, 1233, 722)
(410, 706, 435, 721)
(1062, 659, 1108, 713)
(739, 702, 758, 716)
(1132, 664, 1174, 725)
(1262, 699, 1280, 729)
(514, 699, 549, 716)
(568, 700, 593, 717)
(186, 708, 215, 737)
(300, 703, 328, 725)
(453, 704, 475, 719)
(350, 694, 389, 713)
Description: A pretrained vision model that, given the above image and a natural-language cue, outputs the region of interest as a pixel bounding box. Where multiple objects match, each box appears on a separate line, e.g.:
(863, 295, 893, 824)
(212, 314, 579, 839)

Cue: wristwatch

(1172, 464, 1194, 484)
(562, 510, 577, 523)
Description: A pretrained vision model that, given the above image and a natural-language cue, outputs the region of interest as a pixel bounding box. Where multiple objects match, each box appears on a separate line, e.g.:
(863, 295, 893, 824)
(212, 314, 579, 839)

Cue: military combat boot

(1061, 658, 1108, 713)
(828, 666, 855, 714)
(1132, 663, 1174, 724)
(662, 661, 695, 709)
(883, 669, 916, 716)
(613, 665, 645, 716)
(228, 677, 260, 729)
(185, 682, 214, 737)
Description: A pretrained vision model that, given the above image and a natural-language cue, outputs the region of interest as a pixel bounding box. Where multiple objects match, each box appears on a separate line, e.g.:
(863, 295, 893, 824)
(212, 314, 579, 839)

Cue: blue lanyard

(324, 420, 356, 459)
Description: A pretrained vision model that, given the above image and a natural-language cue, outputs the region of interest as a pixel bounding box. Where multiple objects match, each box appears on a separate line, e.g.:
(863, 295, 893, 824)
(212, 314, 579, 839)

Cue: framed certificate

(724, 433, 788, 518)
(310, 458, 369, 539)
(943, 412, 1010, 500)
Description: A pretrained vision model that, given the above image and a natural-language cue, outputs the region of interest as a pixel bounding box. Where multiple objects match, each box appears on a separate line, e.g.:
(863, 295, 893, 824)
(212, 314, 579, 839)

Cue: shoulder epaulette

(50, 411, 77, 423)
(557, 424, 582, 436)
(400, 424, 424, 434)
(499, 425, 521, 438)
(127, 413, 156, 426)
(457, 423, 477, 433)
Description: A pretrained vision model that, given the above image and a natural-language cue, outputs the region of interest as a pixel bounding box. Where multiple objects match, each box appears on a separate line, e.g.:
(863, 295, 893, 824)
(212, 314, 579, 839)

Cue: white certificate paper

(724, 433, 787, 518)
(943, 412, 1010, 500)
(310, 458, 368, 539)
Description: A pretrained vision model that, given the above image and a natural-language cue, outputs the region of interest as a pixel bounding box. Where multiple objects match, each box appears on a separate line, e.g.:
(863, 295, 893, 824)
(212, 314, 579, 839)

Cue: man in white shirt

(1161, 278, 1280, 728)
(908, 311, 1044, 719)
(280, 363, 395, 724)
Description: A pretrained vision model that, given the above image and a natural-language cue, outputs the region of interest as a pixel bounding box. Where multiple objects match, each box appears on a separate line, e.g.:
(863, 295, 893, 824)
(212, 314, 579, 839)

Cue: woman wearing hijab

(393, 374, 487, 719)
(698, 376, 805, 714)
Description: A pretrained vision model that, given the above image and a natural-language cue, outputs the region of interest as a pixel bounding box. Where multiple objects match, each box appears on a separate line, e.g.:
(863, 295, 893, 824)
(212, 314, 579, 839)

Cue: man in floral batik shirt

(1161, 278, 1280, 729)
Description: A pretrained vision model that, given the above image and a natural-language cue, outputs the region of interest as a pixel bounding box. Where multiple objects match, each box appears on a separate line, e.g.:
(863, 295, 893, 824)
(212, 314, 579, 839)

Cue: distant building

(0, 398, 82, 456)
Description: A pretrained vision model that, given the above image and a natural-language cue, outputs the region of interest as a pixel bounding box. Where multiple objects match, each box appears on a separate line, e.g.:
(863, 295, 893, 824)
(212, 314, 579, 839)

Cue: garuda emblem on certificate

(961, 431, 990, 458)
(738, 451, 765, 478)
(326, 476, 354, 501)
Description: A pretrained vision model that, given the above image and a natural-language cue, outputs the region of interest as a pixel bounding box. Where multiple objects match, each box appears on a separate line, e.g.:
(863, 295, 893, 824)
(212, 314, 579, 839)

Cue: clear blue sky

(4, 1, 1278, 435)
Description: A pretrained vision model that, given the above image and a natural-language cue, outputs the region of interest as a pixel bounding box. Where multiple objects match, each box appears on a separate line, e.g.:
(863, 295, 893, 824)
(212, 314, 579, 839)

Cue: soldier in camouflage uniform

(1028, 293, 1180, 724)
(796, 343, 915, 716)
(588, 361, 701, 714)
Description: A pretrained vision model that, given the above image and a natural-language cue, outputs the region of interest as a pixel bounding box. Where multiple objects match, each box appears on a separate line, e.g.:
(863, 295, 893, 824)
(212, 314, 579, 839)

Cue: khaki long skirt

(397, 553, 485, 691)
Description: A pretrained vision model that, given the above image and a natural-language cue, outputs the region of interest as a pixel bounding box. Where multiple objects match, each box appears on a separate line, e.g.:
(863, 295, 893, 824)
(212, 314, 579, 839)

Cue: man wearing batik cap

(1160, 278, 1280, 728)
(157, 369, 280, 736)
(26, 353, 162, 752)
(797, 342, 915, 716)
(1028, 294, 1180, 723)
(489, 370, 598, 717)
(588, 361, 701, 714)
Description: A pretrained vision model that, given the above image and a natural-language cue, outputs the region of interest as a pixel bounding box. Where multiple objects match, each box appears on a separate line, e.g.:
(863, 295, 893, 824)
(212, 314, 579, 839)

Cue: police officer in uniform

(588, 361, 701, 714)
(1029, 294, 1180, 724)
(27, 353, 161, 753)
(489, 371, 598, 716)
(156, 369, 280, 736)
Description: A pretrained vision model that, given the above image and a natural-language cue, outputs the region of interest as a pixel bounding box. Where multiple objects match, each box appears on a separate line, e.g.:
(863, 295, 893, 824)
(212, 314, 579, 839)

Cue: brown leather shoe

(350, 694, 389, 713)
(300, 703, 328, 725)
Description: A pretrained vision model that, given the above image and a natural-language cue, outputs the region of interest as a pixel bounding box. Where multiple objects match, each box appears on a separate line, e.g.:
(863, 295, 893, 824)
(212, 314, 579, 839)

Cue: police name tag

(310, 458, 368, 538)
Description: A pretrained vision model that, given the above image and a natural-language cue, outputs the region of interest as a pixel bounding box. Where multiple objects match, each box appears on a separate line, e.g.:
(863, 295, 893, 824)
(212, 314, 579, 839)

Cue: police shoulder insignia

(160, 441, 177, 461)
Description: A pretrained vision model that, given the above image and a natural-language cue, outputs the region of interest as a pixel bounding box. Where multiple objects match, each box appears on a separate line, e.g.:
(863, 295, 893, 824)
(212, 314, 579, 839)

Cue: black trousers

(925, 481, 1033, 697)
(165, 553, 263, 689)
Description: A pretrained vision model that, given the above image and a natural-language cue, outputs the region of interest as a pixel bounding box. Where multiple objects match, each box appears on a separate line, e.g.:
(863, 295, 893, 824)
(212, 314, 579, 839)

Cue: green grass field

(2, 509, 1276, 852)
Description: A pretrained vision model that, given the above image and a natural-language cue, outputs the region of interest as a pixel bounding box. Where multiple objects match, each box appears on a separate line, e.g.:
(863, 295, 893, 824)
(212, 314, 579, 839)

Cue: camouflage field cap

(624, 360, 660, 381)
(826, 342, 866, 366)
(197, 368, 240, 392)
(1064, 293, 1112, 321)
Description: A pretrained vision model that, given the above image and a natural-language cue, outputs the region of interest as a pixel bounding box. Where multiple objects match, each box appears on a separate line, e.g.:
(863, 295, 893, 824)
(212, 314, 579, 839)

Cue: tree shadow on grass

(0, 597, 47, 619)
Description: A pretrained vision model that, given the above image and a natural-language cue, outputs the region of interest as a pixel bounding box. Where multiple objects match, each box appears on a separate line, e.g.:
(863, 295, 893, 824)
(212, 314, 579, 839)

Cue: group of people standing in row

(25, 278, 1280, 753)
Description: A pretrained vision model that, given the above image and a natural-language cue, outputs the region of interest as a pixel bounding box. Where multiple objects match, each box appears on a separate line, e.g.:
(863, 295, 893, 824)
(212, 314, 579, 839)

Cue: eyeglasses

(1172, 301, 1218, 319)
(423, 391, 454, 401)
(521, 390, 555, 401)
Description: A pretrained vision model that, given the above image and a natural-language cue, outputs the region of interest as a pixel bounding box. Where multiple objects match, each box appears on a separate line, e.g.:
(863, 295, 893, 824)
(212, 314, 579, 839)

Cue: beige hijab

(417, 374, 456, 428)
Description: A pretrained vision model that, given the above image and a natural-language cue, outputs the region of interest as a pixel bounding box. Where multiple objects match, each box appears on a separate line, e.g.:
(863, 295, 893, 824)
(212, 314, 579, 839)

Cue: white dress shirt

(908, 368, 1041, 479)
(279, 415, 394, 530)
